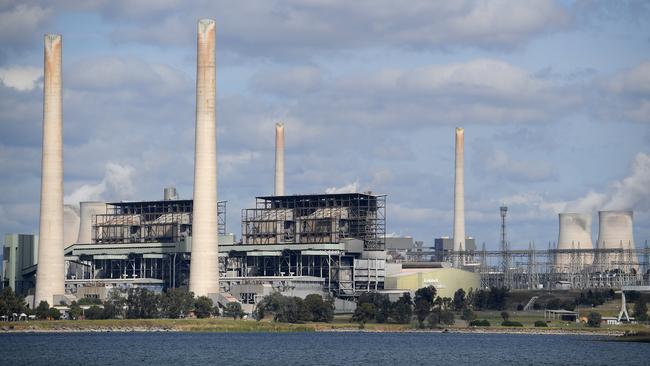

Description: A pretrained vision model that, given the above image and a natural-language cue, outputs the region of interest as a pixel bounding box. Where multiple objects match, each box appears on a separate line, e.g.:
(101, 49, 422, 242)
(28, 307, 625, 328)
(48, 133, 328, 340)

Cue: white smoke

(65, 162, 135, 204)
(555, 152, 650, 213)
(325, 180, 360, 194)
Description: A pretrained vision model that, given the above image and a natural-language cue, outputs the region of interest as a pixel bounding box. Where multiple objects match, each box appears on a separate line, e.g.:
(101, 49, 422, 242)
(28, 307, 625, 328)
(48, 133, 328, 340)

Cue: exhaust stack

(35, 34, 64, 306)
(453, 127, 465, 267)
(189, 19, 219, 296)
(274, 122, 285, 196)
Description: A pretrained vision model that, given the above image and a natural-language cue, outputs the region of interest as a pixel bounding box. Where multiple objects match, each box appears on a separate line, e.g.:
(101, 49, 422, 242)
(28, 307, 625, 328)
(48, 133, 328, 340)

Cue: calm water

(0, 332, 648, 365)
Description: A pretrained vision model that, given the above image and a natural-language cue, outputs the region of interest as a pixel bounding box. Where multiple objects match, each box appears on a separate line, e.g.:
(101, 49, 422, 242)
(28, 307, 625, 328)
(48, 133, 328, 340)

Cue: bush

(534, 320, 548, 327)
(501, 320, 523, 327)
(224, 302, 245, 320)
(194, 296, 214, 319)
(48, 308, 61, 320)
(85, 306, 105, 320)
(500, 311, 510, 321)
(469, 319, 491, 326)
(35, 301, 50, 320)
(587, 312, 602, 327)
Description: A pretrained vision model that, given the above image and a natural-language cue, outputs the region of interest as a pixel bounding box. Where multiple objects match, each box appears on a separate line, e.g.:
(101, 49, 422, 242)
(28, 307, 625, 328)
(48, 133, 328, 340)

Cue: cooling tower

(274, 122, 285, 196)
(35, 34, 64, 306)
(555, 213, 593, 272)
(453, 127, 465, 267)
(596, 210, 637, 270)
(189, 19, 219, 297)
(77, 202, 106, 244)
(63, 204, 80, 246)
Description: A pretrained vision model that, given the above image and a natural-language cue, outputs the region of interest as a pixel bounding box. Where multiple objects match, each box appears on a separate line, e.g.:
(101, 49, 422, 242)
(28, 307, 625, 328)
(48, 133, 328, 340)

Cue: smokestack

(274, 122, 285, 196)
(189, 19, 219, 297)
(35, 34, 64, 306)
(76, 202, 106, 244)
(556, 213, 593, 272)
(453, 127, 465, 267)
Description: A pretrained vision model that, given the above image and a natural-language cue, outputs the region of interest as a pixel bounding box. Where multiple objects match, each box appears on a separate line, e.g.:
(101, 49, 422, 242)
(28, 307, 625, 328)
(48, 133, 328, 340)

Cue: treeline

(0, 287, 226, 320)
(78, 288, 223, 320)
(253, 293, 334, 323)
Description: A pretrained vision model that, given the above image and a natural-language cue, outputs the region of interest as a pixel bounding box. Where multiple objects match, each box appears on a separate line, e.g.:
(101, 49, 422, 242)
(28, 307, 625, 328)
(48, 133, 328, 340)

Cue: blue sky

(0, 0, 649, 251)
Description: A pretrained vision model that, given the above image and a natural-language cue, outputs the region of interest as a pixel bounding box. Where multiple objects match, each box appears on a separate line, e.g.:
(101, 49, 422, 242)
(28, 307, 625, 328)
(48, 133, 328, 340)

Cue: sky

(0, 0, 649, 251)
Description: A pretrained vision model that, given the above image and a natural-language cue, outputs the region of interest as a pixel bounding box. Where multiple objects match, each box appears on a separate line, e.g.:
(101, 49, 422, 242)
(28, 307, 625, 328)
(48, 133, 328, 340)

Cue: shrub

(501, 320, 523, 327)
(85, 306, 104, 320)
(48, 308, 61, 320)
(534, 320, 548, 327)
(587, 312, 602, 327)
(469, 319, 490, 326)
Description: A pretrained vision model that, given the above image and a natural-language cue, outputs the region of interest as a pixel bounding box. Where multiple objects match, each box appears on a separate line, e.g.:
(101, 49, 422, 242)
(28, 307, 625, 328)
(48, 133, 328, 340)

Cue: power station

(2, 20, 648, 313)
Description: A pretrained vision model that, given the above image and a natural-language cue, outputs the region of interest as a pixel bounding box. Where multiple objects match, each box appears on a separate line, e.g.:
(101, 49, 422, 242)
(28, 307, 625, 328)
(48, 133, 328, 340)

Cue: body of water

(1, 332, 648, 365)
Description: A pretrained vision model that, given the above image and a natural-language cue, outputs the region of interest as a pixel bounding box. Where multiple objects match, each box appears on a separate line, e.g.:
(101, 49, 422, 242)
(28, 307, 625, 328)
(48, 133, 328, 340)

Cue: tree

(587, 312, 602, 327)
(68, 302, 82, 320)
(351, 303, 375, 328)
(414, 299, 431, 328)
(461, 308, 476, 321)
(500, 311, 510, 322)
(35, 301, 50, 320)
(85, 305, 104, 320)
(358, 293, 391, 323)
(224, 302, 245, 320)
(414, 286, 437, 306)
(453, 288, 466, 311)
(194, 296, 214, 319)
(0, 288, 26, 316)
(487, 287, 509, 310)
(48, 307, 61, 320)
(391, 294, 413, 324)
(633, 298, 648, 321)
(104, 289, 126, 319)
(304, 294, 334, 322)
(160, 288, 194, 318)
(126, 288, 160, 319)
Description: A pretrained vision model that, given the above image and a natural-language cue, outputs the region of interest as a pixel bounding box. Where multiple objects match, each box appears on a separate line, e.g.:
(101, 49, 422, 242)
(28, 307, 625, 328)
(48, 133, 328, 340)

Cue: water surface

(1, 332, 647, 365)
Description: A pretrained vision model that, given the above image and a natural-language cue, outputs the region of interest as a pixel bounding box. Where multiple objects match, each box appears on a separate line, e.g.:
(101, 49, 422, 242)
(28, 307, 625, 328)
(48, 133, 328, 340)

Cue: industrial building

(2, 234, 38, 296)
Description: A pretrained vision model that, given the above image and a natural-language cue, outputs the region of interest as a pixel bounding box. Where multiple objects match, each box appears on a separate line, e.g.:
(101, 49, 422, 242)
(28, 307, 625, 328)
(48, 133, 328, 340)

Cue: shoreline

(0, 321, 629, 337)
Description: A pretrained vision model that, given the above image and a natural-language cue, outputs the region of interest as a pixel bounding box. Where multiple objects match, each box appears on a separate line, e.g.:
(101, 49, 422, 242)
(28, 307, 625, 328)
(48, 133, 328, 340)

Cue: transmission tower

(500, 206, 511, 288)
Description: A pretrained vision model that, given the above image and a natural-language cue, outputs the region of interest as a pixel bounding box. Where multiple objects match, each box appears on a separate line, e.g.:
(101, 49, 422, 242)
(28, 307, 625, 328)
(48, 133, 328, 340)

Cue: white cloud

(0, 66, 41, 91)
(484, 149, 556, 182)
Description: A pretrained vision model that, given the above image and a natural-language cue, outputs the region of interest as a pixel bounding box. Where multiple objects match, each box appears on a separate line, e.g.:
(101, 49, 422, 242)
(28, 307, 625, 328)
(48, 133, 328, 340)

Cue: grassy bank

(2, 318, 314, 333)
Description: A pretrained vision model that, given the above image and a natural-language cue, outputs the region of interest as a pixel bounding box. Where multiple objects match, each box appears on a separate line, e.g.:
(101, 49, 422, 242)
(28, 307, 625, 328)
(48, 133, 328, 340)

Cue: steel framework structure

(241, 193, 386, 250)
(92, 199, 227, 244)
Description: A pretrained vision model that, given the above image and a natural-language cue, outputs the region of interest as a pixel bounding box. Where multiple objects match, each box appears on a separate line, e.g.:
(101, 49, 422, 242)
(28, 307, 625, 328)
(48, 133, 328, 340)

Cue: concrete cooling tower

(77, 202, 106, 244)
(63, 204, 80, 246)
(555, 213, 593, 272)
(596, 210, 637, 270)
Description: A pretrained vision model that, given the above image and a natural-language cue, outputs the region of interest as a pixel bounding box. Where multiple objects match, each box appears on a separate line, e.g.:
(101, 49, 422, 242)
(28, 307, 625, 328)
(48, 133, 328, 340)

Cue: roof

(545, 309, 578, 314)
(257, 192, 385, 200)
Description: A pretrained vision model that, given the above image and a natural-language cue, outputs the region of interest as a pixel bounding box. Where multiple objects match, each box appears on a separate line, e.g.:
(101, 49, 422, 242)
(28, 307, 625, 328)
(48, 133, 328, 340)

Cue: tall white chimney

(35, 34, 64, 306)
(274, 122, 285, 196)
(453, 127, 465, 267)
(189, 19, 219, 296)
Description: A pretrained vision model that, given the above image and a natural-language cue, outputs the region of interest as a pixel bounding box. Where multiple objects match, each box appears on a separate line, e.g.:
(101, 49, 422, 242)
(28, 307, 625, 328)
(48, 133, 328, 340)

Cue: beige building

(384, 267, 479, 298)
